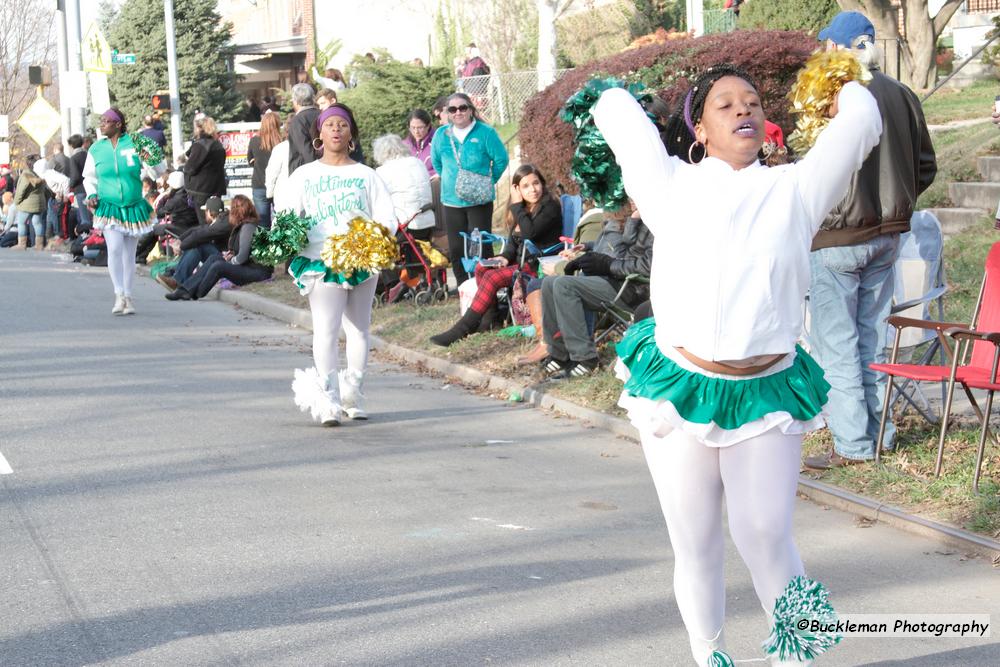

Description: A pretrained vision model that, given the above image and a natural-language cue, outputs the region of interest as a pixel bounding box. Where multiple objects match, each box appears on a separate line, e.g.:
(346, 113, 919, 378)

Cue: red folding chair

(872, 241, 1000, 493)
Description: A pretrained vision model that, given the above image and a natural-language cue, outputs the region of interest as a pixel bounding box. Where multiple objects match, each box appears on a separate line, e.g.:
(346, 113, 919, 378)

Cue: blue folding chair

(560, 194, 583, 240)
(459, 230, 507, 275)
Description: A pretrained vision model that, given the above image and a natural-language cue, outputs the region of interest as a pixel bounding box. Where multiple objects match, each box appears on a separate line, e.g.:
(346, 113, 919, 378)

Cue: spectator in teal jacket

(431, 93, 509, 285)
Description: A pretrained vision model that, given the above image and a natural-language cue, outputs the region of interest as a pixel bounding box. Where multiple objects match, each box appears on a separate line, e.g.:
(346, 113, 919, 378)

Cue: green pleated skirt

(615, 317, 830, 446)
(288, 255, 372, 295)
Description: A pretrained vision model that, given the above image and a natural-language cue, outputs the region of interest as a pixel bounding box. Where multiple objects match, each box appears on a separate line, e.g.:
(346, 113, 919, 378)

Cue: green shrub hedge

(519, 30, 819, 195)
(339, 62, 455, 162)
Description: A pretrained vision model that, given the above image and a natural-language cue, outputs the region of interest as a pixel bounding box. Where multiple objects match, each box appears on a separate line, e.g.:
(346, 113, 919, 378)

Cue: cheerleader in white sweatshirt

(592, 65, 881, 666)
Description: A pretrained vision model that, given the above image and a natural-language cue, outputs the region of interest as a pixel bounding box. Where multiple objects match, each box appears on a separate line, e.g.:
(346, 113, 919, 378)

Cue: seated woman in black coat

(431, 164, 562, 346)
(165, 195, 273, 300)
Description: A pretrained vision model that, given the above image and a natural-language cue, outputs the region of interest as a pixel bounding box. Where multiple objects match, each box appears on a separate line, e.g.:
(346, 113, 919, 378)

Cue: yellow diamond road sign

(18, 95, 62, 148)
(83, 22, 112, 74)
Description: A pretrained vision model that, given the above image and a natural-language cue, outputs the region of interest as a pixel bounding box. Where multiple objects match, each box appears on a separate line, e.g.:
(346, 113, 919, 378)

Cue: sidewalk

(192, 278, 1000, 560)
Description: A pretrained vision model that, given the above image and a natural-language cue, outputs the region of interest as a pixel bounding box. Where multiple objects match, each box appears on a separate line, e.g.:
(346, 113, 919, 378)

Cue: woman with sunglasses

(284, 103, 396, 426)
(430, 92, 509, 287)
(83, 107, 166, 315)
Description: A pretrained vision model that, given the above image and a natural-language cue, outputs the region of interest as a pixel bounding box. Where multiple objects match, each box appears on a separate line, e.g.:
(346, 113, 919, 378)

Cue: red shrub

(521, 30, 820, 195)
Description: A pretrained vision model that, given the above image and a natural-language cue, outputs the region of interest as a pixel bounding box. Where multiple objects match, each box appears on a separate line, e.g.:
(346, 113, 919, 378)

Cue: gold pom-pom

(320, 217, 399, 278)
(787, 50, 872, 155)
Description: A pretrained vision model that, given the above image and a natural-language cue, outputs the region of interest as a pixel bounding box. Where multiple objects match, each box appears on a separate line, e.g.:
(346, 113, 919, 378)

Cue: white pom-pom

(292, 367, 339, 421)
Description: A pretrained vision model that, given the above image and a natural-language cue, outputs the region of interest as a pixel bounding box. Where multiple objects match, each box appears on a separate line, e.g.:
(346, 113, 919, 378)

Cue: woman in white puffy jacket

(373, 134, 436, 302)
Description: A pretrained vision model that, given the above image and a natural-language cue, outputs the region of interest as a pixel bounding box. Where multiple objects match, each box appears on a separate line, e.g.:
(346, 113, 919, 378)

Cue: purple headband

(316, 106, 351, 131)
(682, 89, 696, 139)
(102, 108, 123, 123)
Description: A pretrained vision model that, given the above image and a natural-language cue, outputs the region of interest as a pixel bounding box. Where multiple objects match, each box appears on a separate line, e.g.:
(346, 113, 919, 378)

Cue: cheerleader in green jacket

(83, 107, 167, 315)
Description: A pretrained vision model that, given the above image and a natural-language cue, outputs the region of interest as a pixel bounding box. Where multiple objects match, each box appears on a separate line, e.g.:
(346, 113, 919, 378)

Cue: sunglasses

(446, 104, 470, 113)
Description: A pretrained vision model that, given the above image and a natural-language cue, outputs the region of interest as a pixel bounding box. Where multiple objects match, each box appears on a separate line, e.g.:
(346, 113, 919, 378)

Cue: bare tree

(0, 0, 56, 160)
(537, 0, 576, 88)
(836, 0, 964, 89)
(469, 0, 533, 73)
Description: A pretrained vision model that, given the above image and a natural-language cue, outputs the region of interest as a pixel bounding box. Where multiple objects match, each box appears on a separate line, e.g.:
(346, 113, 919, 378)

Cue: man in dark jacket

(804, 11, 937, 469)
(540, 206, 653, 379)
(140, 115, 167, 148)
(158, 196, 231, 289)
(288, 83, 320, 174)
(67, 134, 91, 230)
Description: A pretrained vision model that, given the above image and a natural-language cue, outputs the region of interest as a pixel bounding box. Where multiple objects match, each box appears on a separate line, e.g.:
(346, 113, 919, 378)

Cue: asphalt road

(1, 251, 998, 666)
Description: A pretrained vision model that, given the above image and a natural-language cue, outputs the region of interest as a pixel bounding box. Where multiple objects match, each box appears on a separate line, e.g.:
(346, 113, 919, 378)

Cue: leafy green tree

(737, 0, 839, 33)
(105, 0, 242, 151)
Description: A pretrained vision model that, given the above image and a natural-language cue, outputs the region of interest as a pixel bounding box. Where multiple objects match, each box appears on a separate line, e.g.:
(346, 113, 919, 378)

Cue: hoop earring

(312, 137, 323, 151)
(688, 141, 705, 165)
(348, 140, 356, 152)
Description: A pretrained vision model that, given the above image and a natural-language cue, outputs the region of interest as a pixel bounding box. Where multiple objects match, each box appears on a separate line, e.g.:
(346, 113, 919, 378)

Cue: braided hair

(662, 64, 758, 164)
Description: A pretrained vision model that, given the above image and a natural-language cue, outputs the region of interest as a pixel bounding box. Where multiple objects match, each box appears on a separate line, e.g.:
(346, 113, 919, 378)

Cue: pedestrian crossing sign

(83, 22, 112, 74)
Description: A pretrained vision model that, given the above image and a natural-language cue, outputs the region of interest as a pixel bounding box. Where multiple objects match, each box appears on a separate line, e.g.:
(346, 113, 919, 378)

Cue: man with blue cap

(805, 11, 938, 470)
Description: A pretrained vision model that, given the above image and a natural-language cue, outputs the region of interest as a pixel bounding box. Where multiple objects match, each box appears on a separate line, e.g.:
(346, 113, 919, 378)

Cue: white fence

(456, 69, 574, 127)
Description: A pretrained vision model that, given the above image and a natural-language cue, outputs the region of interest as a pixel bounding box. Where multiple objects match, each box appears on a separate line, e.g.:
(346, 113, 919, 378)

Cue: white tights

(307, 276, 378, 384)
(641, 428, 805, 663)
(103, 228, 139, 297)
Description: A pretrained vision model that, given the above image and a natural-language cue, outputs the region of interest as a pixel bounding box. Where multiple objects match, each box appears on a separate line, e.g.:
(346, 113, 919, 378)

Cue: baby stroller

(382, 204, 451, 306)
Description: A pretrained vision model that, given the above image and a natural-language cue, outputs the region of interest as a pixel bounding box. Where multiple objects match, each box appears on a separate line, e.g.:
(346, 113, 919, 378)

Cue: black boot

(478, 305, 498, 332)
(165, 286, 192, 301)
(430, 309, 481, 347)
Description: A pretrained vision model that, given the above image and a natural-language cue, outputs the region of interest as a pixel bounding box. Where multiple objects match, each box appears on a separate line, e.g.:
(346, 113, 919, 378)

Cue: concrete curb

(207, 283, 1000, 560)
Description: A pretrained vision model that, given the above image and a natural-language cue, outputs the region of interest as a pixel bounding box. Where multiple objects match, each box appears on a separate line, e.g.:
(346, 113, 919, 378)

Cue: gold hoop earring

(312, 137, 323, 151)
(688, 141, 705, 165)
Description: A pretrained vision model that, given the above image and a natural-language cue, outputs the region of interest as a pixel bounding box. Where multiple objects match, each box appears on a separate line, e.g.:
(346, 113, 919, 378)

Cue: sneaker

(121, 297, 136, 315)
(156, 274, 178, 291)
(320, 407, 342, 427)
(553, 357, 600, 380)
(541, 355, 571, 377)
(112, 295, 125, 315)
(165, 287, 192, 301)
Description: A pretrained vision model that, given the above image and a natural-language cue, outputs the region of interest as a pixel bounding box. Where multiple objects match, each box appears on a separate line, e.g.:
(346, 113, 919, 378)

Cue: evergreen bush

(338, 61, 456, 163)
(737, 0, 839, 34)
(519, 30, 818, 194)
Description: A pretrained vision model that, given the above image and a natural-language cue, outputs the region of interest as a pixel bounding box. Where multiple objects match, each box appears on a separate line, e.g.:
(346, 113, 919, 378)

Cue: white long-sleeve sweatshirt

(592, 81, 882, 362)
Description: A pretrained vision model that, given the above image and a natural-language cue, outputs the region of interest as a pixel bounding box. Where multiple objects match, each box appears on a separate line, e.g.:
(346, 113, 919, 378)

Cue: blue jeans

(75, 189, 93, 230)
(174, 244, 220, 283)
(46, 198, 62, 238)
(16, 211, 44, 239)
(251, 188, 272, 230)
(809, 233, 900, 460)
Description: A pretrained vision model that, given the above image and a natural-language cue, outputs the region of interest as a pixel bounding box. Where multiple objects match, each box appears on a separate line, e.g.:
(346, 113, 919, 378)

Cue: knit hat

(166, 171, 184, 190)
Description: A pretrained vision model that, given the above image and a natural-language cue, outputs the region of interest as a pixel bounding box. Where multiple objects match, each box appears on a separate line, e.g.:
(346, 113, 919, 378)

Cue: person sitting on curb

(165, 195, 273, 301)
(540, 206, 653, 379)
(156, 196, 230, 291)
(137, 171, 199, 262)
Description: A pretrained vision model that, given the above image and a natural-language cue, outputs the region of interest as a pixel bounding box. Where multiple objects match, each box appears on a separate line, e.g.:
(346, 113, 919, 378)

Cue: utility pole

(164, 0, 184, 163)
(65, 0, 86, 135)
(55, 0, 70, 147)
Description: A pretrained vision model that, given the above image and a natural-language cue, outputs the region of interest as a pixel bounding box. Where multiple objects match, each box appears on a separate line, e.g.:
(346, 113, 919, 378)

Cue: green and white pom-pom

(130, 132, 164, 166)
(706, 650, 735, 667)
(559, 77, 653, 212)
(250, 209, 317, 266)
(762, 576, 842, 661)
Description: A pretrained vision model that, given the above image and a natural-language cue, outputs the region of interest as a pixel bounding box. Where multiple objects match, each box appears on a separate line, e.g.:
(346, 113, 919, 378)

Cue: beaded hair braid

(663, 64, 758, 164)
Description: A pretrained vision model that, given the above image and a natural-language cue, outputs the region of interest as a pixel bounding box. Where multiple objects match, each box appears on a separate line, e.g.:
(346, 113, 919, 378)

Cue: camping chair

(458, 230, 507, 276)
(882, 210, 948, 423)
(871, 241, 1000, 493)
(560, 193, 583, 239)
(593, 273, 650, 346)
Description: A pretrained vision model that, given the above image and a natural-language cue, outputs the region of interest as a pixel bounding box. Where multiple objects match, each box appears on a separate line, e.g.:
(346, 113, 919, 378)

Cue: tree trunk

(903, 12, 938, 90)
(537, 0, 557, 89)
